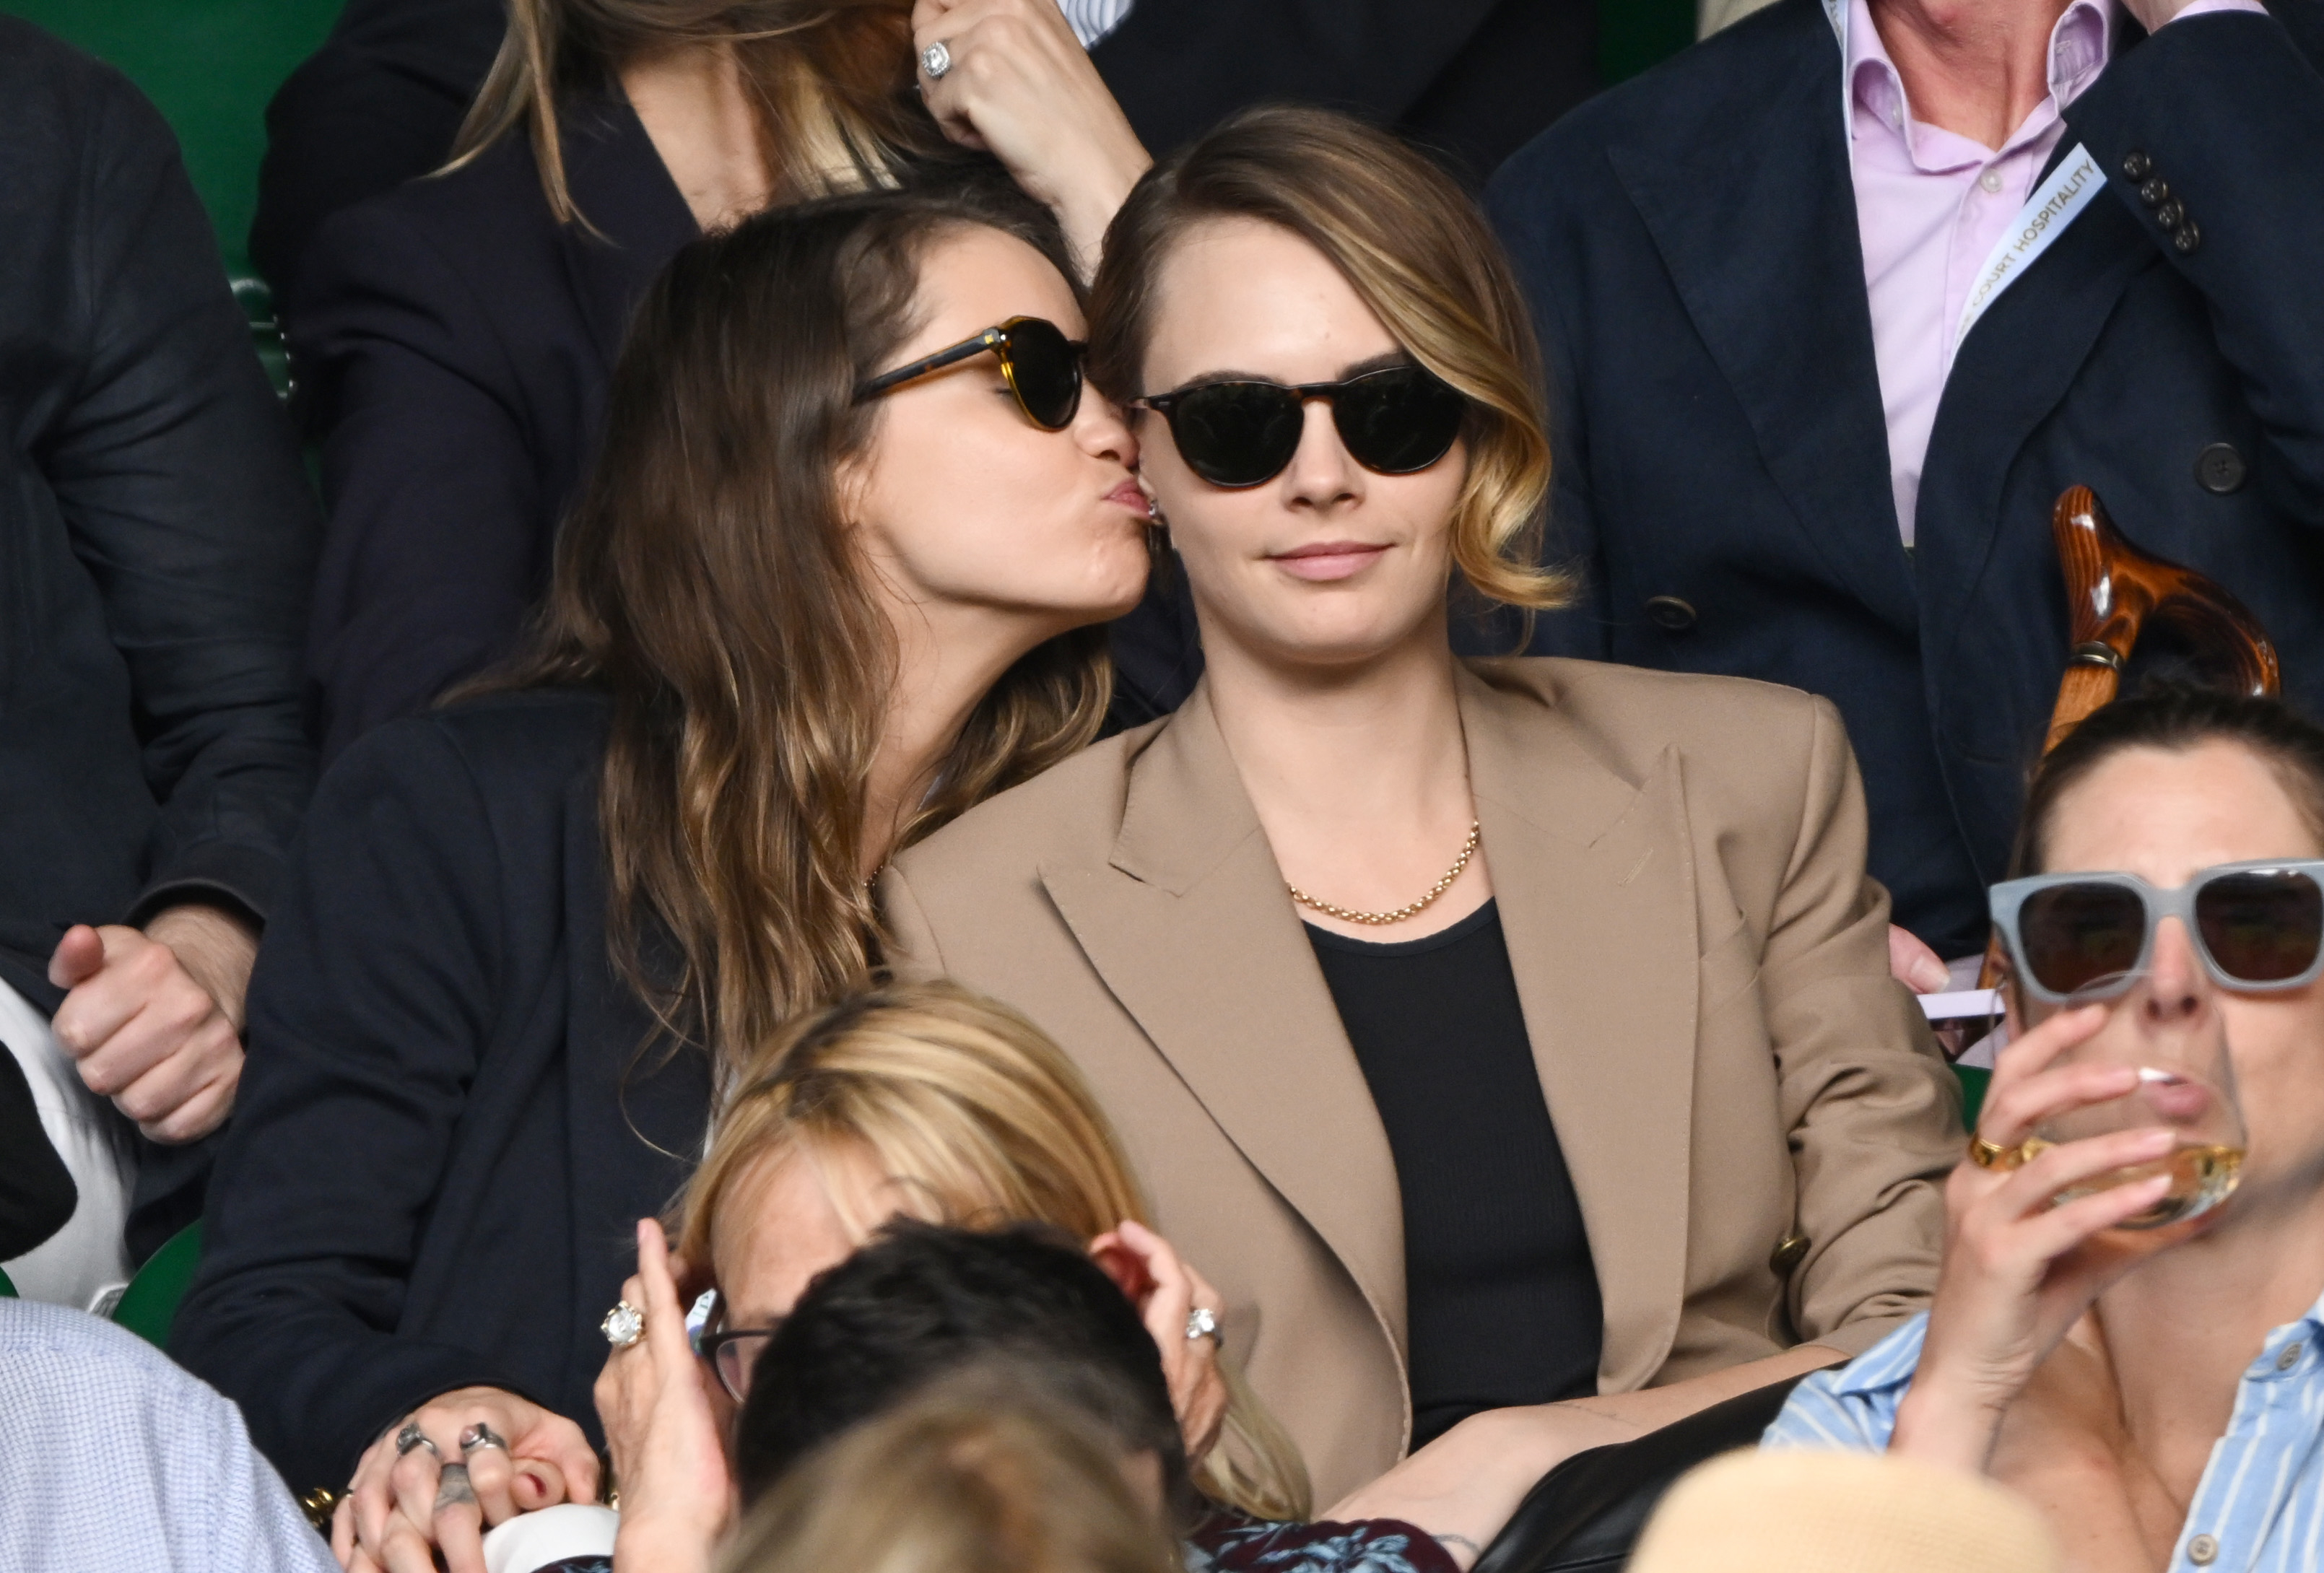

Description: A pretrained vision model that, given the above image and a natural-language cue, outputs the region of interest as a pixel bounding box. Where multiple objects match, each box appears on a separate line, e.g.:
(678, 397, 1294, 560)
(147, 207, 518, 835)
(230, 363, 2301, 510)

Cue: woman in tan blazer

(879, 107, 1962, 1552)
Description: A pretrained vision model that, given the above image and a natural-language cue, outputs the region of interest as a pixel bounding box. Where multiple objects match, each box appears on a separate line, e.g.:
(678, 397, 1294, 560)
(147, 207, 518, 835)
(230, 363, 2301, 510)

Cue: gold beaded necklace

(1287, 821, 1481, 927)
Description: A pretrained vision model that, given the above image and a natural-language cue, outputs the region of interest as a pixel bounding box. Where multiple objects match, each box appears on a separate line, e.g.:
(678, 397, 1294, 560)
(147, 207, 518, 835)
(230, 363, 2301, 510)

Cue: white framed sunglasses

(1988, 859, 2324, 1004)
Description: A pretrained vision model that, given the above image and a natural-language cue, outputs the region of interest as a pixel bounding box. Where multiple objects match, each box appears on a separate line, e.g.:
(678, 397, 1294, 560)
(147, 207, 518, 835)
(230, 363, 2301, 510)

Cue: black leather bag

(1471, 1377, 1809, 1573)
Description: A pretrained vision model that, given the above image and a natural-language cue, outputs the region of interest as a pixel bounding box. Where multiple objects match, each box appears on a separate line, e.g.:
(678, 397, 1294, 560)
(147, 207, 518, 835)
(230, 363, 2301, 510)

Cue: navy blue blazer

(289, 102, 696, 764)
(173, 690, 711, 1496)
(1484, 0, 2324, 958)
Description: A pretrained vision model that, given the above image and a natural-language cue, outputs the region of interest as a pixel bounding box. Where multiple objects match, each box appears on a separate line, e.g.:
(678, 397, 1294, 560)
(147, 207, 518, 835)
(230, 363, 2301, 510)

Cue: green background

(6, 0, 1701, 286)
(6, 0, 341, 283)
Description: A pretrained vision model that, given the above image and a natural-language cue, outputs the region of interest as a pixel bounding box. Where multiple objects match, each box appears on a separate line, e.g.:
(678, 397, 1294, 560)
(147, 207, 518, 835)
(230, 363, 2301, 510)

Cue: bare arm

(1325, 1346, 1845, 1569)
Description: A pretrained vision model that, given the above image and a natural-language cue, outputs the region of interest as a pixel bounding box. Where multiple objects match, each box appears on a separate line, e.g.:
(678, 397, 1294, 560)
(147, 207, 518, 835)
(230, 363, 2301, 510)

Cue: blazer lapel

(554, 97, 700, 373)
(1915, 141, 2151, 675)
(1038, 687, 1411, 1354)
(1608, 17, 1916, 635)
(1459, 665, 1702, 1393)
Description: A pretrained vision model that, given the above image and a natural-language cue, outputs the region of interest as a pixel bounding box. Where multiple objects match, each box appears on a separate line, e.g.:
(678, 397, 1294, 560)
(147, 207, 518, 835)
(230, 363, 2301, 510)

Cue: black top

(173, 690, 712, 1496)
(1482, 0, 2324, 957)
(1306, 900, 1601, 1448)
(0, 20, 321, 1256)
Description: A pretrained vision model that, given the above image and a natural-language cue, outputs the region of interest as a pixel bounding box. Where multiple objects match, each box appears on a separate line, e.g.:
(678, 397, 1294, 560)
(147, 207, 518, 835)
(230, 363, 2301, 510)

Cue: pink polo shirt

(1847, 0, 2265, 544)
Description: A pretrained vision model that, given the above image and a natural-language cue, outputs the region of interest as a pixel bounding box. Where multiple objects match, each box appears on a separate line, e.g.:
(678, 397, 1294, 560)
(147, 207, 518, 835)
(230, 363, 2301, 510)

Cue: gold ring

(1967, 1133, 2022, 1170)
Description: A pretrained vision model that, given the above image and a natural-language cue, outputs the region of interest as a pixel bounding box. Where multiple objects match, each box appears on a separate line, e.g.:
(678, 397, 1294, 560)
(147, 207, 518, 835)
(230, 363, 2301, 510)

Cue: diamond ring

(1185, 1306, 1220, 1346)
(921, 40, 952, 79)
(601, 1299, 645, 1348)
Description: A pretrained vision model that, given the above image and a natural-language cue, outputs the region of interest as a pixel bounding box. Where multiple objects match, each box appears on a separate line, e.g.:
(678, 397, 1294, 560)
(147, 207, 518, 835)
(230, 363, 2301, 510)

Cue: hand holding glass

(2018, 972, 2245, 1229)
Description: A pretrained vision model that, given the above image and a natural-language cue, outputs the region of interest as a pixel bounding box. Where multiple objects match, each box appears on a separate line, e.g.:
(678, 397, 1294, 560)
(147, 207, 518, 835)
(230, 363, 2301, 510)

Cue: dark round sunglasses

(1132, 365, 1470, 489)
(853, 315, 1084, 431)
(1989, 860, 2324, 1003)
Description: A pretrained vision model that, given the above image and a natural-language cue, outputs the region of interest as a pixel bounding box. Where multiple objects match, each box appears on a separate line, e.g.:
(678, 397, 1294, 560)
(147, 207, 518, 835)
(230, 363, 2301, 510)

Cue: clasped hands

(339, 1216, 1226, 1573)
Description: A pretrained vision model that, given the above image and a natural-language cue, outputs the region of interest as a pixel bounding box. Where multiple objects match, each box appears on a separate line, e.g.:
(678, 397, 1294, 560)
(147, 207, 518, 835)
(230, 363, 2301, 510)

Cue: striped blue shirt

(1764, 1301, 2324, 1573)
(1056, 0, 1135, 47)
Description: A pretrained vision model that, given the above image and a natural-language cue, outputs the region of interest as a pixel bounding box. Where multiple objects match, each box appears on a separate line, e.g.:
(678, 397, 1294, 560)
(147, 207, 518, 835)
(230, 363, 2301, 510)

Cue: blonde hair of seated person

(717, 1367, 1183, 1573)
(675, 979, 1313, 1520)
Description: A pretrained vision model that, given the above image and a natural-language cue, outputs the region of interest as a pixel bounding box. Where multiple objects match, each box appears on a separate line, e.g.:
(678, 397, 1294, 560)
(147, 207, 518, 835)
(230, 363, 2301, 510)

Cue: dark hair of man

(1085, 103, 1570, 631)
(731, 1220, 1193, 1526)
(2011, 683, 2324, 878)
(474, 180, 1111, 1083)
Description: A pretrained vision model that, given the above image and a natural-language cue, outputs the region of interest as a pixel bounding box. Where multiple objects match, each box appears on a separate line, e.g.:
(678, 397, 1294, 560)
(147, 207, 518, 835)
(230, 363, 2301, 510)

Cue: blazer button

(2174, 220, 2203, 255)
(2154, 198, 2185, 231)
(1770, 1234, 1811, 1273)
(2196, 443, 2247, 495)
(1644, 595, 1697, 632)
(2122, 149, 2154, 180)
(2138, 177, 2169, 207)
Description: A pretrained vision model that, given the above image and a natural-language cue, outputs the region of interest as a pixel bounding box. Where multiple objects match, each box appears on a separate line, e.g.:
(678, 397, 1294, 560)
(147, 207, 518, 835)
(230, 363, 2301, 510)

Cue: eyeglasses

(1989, 860, 2324, 1003)
(1131, 365, 1469, 489)
(853, 315, 1084, 431)
(697, 1322, 780, 1402)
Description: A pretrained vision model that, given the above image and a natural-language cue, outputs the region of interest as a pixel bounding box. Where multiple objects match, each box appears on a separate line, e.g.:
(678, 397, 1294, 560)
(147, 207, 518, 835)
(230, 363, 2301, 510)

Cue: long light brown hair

(478, 186, 1111, 1082)
(448, 0, 953, 226)
(675, 980, 1314, 1522)
(1089, 105, 1572, 637)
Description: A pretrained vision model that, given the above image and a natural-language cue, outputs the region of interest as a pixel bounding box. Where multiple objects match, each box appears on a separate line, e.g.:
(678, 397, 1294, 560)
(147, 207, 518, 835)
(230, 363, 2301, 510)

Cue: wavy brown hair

(1088, 105, 1572, 637)
(448, 0, 952, 227)
(478, 184, 1111, 1079)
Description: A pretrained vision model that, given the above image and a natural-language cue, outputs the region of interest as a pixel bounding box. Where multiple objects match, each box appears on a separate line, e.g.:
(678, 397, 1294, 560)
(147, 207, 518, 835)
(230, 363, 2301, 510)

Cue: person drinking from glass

(1767, 684, 2324, 1573)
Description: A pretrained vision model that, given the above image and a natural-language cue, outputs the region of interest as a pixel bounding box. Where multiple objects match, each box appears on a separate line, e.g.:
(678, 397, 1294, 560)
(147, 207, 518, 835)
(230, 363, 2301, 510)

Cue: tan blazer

(882, 658, 1961, 1501)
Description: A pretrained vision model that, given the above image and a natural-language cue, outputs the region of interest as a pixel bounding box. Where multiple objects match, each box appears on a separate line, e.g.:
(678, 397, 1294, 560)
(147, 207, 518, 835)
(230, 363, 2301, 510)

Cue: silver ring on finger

(921, 40, 952, 78)
(434, 1462, 477, 1512)
(394, 1421, 439, 1457)
(458, 1423, 508, 1455)
(1185, 1306, 1221, 1347)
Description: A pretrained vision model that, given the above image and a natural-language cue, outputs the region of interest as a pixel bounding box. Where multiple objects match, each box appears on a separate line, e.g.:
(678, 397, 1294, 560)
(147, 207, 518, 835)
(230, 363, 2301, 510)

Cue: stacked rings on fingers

(459, 1424, 507, 1455)
(1185, 1306, 1220, 1346)
(1967, 1133, 2027, 1170)
(602, 1299, 645, 1348)
(921, 40, 952, 79)
(394, 1421, 439, 1457)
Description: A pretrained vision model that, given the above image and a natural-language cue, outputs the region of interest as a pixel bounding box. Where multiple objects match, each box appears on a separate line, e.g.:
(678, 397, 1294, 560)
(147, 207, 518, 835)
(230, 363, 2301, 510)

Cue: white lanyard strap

(1952, 144, 2103, 352)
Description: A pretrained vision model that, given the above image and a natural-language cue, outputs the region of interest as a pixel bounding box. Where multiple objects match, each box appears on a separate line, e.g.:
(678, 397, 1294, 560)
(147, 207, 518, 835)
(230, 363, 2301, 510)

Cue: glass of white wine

(2020, 971, 2247, 1229)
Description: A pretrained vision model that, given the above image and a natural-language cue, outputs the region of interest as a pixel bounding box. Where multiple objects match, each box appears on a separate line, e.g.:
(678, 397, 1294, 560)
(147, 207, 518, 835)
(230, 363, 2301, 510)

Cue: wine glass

(2020, 970, 2247, 1229)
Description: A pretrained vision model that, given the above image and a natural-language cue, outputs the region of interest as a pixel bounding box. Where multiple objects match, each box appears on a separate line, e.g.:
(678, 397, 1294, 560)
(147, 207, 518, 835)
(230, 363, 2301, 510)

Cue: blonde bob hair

(718, 1364, 1183, 1573)
(1087, 105, 1574, 637)
(676, 980, 1312, 1522)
